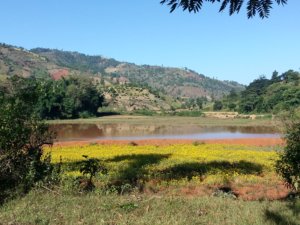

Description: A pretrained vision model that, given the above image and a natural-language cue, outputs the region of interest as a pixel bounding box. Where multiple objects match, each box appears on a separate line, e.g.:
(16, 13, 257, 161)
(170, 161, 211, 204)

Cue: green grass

(47, 115, 276, 128)
(0, 190, 299, 225)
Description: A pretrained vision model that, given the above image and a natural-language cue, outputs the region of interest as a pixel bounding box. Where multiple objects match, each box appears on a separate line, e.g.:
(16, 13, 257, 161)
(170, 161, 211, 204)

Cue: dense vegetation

(0, 76, 104, 119)
(0, 76, 55, 203)
(276, 117, 300, 191)
(37, 76, 104, 119)
(221, 70, 300, 114)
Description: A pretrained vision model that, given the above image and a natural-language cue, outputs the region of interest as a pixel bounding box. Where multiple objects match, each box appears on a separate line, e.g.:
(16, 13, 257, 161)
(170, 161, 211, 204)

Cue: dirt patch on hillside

(50, 68, 69, 80)
(54, 137, 284, 147)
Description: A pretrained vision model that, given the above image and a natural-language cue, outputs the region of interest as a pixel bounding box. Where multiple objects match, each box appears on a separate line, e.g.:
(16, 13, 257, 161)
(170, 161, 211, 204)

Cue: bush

(174, 110, 203, 117)
(213, 101, 223, 111)
(78, 155, 107, 191)
(0, 76, 55, 203)
(276, 119, 300, 192)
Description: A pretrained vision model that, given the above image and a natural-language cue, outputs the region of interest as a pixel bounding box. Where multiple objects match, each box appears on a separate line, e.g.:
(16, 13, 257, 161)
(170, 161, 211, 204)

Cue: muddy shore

(54, 137, 284, 147)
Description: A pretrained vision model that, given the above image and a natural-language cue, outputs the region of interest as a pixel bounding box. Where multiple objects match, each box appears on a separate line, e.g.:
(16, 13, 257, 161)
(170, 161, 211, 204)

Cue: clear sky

(1, 0, 299, 84)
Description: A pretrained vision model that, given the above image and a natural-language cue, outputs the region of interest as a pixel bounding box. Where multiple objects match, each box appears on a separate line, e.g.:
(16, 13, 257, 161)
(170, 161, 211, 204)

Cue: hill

(30, 47, 244, 99)
(221, 70, 300, 114)
(0, 43, 244, 99)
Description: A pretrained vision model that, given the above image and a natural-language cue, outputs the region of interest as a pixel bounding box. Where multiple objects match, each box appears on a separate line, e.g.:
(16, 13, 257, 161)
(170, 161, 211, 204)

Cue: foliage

(37, 76, 104, 119)
(0, 75, 105, 120)
(223, 70, 300, 114)
(160, 0, 288, 18)
(80, 155, 107, 184)
(182, 97, 206, 110)
(238, 76, 270, 113)
(173, 110, 203, 116)
(213, 100, 223, 111)
(0, 76, 54, 202)
(276, 118, 300, 191)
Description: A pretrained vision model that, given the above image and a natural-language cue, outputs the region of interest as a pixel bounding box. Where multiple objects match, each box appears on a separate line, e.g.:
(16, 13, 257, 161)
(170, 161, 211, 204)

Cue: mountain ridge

(0, 43, 244, 100)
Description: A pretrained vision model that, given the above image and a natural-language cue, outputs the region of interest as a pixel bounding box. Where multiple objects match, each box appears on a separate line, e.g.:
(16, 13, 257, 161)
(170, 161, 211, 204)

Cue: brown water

(51, 123, 280, 142)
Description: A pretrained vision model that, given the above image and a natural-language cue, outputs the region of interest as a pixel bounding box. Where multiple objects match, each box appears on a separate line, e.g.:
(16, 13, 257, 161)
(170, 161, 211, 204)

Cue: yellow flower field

(46, 143, 280, 186)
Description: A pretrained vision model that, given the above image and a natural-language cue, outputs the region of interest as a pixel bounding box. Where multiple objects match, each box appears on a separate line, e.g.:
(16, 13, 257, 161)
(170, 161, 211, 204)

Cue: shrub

(0, 76, 55, 203)
(79, 155, 107, 191)
(213, 101, 223, 111)
(276, 119, 300, 192)
(175, 110, 203, 117)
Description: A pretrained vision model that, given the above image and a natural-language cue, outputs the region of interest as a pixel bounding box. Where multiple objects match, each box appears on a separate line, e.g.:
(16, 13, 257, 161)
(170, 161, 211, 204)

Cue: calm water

(51, 123, 280, 142)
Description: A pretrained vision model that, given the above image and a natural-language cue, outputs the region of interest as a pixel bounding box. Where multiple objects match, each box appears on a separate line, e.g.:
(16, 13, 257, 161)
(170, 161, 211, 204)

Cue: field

(1, 142, 299, 225)
(47, 143, 288, 200)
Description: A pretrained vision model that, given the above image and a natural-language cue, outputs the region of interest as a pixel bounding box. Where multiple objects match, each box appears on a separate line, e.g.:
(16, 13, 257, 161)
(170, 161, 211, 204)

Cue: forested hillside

(221, 70, 300, 114)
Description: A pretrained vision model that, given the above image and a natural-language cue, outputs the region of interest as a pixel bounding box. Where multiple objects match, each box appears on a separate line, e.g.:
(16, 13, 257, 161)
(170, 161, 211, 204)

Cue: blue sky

(0, 0, 299, 84)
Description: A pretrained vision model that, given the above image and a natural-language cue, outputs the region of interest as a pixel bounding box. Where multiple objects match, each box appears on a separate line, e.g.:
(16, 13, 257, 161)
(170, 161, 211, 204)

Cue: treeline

(220, 70, 300, 114)
(31, 48, 120, 74)
(0, 76, 104, 119)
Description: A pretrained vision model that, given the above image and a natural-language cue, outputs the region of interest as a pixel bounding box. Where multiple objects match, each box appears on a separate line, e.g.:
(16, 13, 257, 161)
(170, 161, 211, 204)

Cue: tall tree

(0, 76, 54, 202)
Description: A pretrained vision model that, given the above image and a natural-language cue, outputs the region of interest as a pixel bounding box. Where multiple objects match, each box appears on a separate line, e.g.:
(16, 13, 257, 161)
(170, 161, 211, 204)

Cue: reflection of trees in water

(51, 123, 278, 141)
(52, 124, 104, 139)
(96, 124, 168, 136)
(94, 124, 212, 136)
(226, 126, 277, 134)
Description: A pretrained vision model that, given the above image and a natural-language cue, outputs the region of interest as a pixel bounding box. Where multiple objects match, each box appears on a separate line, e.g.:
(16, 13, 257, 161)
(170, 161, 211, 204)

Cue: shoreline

(54, 137, 284, 147)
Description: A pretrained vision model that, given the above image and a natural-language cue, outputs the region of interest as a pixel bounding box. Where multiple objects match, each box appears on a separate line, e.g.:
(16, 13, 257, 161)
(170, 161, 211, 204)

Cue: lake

(51, 123, 280, 142)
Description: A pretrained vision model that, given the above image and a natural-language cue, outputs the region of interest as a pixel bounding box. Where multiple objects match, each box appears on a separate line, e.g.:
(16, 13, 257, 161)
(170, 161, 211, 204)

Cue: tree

(160, 0, 288, 18)
(271, 70, 280, 83)
(276, 118, 300, 192)
(239, 76, 270, 113)
(0, 76, 54, 202)
(63, 76, 104, 118)
(228, 102, 237, 111)
(79, 155, 107, 191)
(35, 76, 105, 119)
(228, 89, 238, 99)
(213, 100, 223, 111)
(196, 97, 203, 109)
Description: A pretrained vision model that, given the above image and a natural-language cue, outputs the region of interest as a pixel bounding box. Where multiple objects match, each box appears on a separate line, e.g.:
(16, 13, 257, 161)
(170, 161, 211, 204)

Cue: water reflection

(51, 123, 280, 142)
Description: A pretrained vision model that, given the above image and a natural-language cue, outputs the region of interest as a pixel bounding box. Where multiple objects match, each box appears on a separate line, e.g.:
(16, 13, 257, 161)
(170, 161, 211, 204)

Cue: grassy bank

(1, 143, 299, 224)
(0, 190, 299, 225)
(48, 115, 277, 128)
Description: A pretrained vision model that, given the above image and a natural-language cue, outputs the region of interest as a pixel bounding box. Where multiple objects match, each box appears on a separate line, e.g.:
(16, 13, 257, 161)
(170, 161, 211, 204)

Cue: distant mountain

(0, 43, 244, 100)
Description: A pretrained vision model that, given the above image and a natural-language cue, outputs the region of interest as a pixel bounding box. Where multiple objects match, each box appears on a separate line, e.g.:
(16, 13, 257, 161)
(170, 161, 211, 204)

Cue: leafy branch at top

(160, 0, 288, 18)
